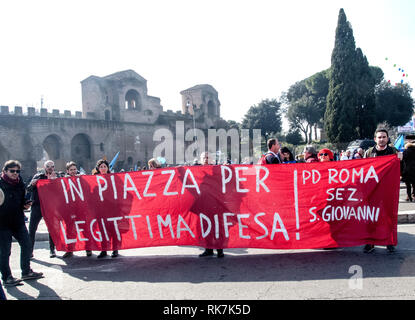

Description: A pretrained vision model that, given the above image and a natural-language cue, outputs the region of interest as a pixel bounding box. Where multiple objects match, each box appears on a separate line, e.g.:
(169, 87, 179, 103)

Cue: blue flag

(109, 151, 120, 170)
(394, 135, 404, 152)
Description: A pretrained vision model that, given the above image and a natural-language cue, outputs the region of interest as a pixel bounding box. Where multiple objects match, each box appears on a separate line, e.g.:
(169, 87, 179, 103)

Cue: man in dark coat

(0, 160, 43, 287)
(27, 160, 58, 258)
(401, 141, 415, 202)
(363, 129, 398, 254)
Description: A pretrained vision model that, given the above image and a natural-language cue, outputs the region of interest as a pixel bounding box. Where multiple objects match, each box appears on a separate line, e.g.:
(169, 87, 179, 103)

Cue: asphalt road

(3, 223, 415, 301)
(2, 184, 415, 303)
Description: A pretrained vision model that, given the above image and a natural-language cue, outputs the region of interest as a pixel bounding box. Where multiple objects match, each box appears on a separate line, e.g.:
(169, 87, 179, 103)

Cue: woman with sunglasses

(318, 148, 334, 162)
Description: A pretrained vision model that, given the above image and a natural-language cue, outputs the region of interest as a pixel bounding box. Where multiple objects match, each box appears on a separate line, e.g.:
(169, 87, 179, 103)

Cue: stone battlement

(0, 105, 83, 118)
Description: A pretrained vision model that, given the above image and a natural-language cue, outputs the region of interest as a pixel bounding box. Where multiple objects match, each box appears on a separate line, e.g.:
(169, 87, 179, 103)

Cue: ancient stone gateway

(0, 70, 228, 180)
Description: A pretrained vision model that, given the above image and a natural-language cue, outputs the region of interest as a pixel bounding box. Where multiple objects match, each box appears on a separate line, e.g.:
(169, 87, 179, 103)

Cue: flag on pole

(109, 151, 120, 172)
(394, 135, 405, 152)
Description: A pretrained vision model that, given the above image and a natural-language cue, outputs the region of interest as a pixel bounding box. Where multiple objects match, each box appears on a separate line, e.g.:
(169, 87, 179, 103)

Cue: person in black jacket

(27, 160, 59, 258)
(401, 141, 415, 202)
(198, 152, 224, 258)
(363, 128, 398, 254)
(0, 160, 43, 287)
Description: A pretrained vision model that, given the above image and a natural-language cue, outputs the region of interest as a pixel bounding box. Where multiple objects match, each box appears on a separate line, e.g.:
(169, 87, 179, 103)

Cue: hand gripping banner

(38, 155, 400, 252)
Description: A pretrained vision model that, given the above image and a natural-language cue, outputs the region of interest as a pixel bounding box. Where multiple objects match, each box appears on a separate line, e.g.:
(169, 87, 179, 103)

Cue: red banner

(38, 155, 400, 252)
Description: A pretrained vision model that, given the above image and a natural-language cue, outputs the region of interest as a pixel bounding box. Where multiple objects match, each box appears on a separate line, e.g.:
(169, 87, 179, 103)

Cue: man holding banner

(198, 152, 225, 258)
(0, 160, 43, 287)
(27, 160, 59, 258)
(363, 128, 398, 254)
(35, 147, 399, 256)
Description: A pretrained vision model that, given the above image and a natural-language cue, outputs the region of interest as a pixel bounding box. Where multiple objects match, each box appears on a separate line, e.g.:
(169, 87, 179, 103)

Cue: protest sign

(38, 155, 400, 252)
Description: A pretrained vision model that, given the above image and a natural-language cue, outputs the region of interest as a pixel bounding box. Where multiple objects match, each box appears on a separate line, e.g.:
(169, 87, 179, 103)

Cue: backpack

(257, 152, 272, 165)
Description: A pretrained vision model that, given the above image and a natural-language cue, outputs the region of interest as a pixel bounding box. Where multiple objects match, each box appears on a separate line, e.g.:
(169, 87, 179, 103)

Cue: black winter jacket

(402, 144, 415, 183)
(0, 177, 26, 231)
(26, 172, 48, 207)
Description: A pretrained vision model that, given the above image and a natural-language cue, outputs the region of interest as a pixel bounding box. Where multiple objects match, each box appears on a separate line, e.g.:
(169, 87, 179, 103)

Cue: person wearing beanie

(318, 148, 334, 162)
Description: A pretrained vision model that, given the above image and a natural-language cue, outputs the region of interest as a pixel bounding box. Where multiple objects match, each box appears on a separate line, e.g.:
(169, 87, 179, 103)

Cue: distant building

(0, 70, 227, 179)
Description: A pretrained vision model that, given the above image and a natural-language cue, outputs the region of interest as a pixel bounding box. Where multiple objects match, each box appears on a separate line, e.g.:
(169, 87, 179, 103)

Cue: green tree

(225, 120, 241, 131)
(375, 82, 414, 127)
(325, 9, 382, 143)
(286, 93, 317, 143)
(325, 8, 360, 143)
(285, 129, 303, 145)
(354, 48, 377, 139)
(283, 70, 329, 143)
(241, 99, 282, 141)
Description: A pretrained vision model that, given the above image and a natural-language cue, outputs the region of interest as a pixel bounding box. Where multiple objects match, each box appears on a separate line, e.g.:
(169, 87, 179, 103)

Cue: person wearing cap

(0, 160, 44, 287)
(318, 148, 334, 162)
(303, 145, 319, 163)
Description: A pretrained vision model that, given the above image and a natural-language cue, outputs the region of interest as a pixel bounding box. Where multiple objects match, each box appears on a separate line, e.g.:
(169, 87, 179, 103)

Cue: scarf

(1, 172, 21, 186)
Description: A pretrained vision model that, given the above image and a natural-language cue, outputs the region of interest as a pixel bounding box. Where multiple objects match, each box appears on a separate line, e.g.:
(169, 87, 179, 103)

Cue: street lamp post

(186, 100, 197, 142)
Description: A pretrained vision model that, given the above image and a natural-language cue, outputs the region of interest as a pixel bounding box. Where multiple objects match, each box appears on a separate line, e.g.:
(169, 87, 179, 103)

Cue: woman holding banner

(62, 161, 92, 258)
(93, 159, 120, 259)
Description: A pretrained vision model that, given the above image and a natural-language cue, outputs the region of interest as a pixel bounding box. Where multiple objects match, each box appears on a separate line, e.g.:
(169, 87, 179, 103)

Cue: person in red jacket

(303, 145, 319, 163)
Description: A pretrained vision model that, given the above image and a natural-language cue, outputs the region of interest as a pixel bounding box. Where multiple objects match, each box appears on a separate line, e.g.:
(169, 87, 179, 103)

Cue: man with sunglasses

(0, 160, 43, 287)
(27, 160, 59, 258)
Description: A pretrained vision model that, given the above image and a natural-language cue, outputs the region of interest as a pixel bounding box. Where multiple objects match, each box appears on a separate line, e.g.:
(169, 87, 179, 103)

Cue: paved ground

(22, 183, 415, 243)
(2, 183, 414, 303)
(3, 224, 415, 302)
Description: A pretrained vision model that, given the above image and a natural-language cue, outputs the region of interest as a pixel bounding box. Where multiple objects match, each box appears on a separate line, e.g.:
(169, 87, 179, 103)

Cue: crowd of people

(254, 128, 406, 255)
(0, 127, 410, 297)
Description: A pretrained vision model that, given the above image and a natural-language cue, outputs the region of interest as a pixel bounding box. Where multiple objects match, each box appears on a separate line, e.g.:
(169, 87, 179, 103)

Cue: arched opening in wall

(207, 100, 216, 117)
(125, 89, 142, 111)
(43, 135, 61, 160)
(104, 110, 111, 121)
(71, 134, 92, 167)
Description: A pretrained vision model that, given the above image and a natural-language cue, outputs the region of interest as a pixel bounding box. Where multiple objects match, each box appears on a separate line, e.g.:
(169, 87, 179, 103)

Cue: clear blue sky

(0, 0, 414, 125)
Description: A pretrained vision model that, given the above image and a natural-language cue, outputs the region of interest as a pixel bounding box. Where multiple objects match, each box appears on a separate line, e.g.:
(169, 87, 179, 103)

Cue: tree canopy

(241, 99, 282, 141)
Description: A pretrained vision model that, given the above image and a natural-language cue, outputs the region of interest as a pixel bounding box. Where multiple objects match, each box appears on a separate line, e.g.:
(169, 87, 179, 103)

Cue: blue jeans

(29, 205, 55, 254)
(0, 224, 32, 281)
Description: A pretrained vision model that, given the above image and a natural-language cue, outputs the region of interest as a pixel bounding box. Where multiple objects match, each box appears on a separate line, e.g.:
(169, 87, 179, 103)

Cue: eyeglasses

(319, 153, 329, 157)
(8, 169, 21, 173)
